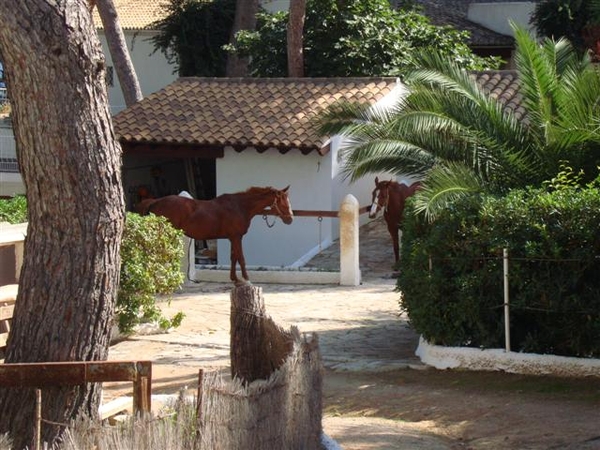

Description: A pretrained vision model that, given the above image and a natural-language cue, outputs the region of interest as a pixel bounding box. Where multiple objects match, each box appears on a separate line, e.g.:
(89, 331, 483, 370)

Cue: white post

(503, 248, 511, 352)
(339, 194, 361, 286)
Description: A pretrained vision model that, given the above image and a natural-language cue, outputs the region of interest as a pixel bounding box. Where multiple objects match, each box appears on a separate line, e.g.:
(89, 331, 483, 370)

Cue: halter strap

(377, 190, 389, 213)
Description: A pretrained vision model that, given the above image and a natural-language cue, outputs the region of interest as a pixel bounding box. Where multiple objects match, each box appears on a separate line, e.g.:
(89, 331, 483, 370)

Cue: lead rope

(262, 214, 276, 228)
(263, 198, 278, 228)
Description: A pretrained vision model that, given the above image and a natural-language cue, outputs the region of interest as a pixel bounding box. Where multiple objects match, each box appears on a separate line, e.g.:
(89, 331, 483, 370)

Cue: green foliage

(118, 213, 185, 334)
(229, 0, 501, 77)
(150, 0, 236, 76)
(530, 0, 600, 54)
(0, 195, 27, 223)
(317, 26, 600, 220)
(399, 183, 600, 357)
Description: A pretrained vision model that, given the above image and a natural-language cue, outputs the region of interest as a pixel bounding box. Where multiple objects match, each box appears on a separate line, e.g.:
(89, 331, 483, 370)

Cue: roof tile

(92, 0, 166, 30)
(115, 73, 526, 155)
(115, 77, 399, 154)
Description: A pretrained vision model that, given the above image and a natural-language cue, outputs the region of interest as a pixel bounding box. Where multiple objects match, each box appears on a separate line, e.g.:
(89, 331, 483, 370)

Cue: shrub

(398, 182, 600, 357)
(0, 195, 27, 223)
(118, 213, 185, 334)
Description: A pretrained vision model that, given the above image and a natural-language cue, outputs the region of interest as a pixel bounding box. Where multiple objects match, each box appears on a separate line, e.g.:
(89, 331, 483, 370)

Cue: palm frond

(412, 162, 485, 221)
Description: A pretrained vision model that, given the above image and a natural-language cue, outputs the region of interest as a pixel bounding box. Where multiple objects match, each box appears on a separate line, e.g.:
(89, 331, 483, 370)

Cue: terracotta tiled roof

(92, 0, 166, 31)
(113, 77, 400, 155)
(114, 73, 525, 156)
(473, 70, 525, 120)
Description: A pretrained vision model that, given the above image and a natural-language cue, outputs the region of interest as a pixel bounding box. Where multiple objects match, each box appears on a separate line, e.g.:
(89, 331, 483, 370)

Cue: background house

(410, 0, 537, 66)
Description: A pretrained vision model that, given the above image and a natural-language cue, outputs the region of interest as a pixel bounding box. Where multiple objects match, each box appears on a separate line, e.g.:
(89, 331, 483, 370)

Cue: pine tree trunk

(95, 0, 143, 106)
(287, 0, 306, 77)
(0, 2, 124, 448)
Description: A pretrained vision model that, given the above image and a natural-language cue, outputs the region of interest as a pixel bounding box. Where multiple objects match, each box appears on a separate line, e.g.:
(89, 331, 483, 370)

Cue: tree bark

(226, 0, 259, 77)
(287, 0, 306, 77)
(95, 0, 143, 106)
(0, 2, 124, 448)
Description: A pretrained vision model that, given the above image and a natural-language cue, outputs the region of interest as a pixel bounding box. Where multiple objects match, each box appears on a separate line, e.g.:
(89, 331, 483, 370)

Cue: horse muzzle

(282, 215, 293, 224)
(368, 203, 380, 219)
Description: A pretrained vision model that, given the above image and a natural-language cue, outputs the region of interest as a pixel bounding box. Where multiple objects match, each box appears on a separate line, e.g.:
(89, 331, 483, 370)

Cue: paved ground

(106, 218, 453, 448)
(108, 218, 422, 375)
(105, 218, 600, 449)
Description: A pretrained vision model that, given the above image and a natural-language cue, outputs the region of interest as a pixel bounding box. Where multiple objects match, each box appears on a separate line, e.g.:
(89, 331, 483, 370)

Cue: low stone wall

(416, 337, 600, 378)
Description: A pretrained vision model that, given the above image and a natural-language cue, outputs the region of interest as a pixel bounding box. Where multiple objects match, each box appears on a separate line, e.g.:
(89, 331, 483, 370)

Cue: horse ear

(282, 185, 290, 193)
(375, 176, 379, 184)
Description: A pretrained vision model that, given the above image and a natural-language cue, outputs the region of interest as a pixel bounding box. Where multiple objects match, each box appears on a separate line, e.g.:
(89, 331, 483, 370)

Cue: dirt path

(105, 219, 600, 449)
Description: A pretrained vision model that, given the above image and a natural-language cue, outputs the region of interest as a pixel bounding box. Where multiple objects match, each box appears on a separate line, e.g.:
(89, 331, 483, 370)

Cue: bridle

(263, 191, 293, 227)
(372, 186, 390, 214)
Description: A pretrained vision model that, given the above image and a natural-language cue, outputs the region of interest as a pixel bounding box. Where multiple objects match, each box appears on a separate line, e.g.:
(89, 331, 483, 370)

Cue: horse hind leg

(387, 222, 400, 264)
(392, 233, 400, 264)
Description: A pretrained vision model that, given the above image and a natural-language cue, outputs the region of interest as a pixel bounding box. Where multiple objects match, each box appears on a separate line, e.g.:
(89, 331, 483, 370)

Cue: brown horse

(137, 186, 293, 283)
(369, 177, 421, 264)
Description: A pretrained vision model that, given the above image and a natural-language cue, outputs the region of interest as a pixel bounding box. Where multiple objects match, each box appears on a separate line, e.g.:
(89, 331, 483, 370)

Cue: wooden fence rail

(0, 361, 152, 415)
(262, 205, 371, 218)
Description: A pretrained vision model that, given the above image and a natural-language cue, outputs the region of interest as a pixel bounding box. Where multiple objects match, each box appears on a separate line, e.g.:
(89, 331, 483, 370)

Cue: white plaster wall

(98, 30, 177, 114)
(216, 147, 334, 268)
(468, 2, 536, 37)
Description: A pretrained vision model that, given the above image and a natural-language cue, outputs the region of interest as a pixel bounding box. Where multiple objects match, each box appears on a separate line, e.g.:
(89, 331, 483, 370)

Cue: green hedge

(0, 197, 185, 334)
(398, 184, 600, 357)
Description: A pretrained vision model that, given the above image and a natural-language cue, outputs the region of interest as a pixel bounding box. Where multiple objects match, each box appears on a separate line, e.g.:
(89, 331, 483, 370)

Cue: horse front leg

(230, 236, 249, 283)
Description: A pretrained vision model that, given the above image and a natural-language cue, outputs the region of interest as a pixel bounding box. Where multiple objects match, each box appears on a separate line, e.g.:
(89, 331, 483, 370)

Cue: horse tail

(135, 198, 159, 216)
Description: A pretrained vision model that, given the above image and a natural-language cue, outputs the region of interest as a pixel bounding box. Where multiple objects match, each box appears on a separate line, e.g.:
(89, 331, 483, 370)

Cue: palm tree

(317, 26, 600, 220)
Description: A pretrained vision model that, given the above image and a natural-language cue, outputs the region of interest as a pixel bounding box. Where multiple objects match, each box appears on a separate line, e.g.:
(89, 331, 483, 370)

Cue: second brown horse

(369, 177, 421, 264)
(137, 186, 293, 283)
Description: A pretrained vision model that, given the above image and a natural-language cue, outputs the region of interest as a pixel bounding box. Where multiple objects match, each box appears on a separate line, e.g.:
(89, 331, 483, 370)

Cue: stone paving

(108, 217, 423, 376)
(105, 217, 449, 449)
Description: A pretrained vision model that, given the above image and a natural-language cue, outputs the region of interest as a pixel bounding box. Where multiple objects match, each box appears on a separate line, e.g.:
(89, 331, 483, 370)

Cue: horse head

(369, 177, 390, 219)
(272, 185, 294, 224)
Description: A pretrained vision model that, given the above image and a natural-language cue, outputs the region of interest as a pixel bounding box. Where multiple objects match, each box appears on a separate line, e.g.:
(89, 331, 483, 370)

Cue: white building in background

(0, 0, 178, 196)
(91, 1, 177, 114)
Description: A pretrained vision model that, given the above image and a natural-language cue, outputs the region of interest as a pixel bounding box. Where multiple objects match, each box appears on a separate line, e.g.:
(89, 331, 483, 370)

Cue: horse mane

(244, 186, 275, 195)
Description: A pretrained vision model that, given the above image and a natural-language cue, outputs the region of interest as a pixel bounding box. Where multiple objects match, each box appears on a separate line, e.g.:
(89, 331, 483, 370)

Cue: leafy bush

(0, 195, 27, 223)
(118, 213, 185, 334)
(229, 0, 502, 77)
(398, 181, 600, 357)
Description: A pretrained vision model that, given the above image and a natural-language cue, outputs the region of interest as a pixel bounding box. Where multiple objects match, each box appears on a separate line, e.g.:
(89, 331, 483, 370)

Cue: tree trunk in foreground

(230, 285, 293, 384)
(95, 0, 143, 106)
(0, 2, 124, 448)
(287, 0, 306, 77)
